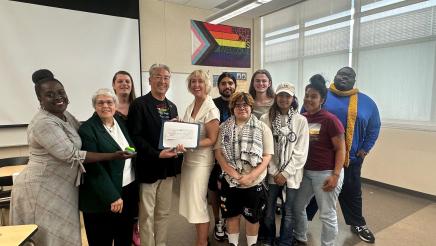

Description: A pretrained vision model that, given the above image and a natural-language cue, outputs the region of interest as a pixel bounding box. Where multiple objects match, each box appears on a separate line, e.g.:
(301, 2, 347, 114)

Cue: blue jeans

(264, 184, 297, 246)
(293, 170, 344, 246)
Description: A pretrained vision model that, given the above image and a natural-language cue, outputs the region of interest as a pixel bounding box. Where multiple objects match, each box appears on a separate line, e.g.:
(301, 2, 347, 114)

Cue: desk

(0, 224, 38, 246)
(0, 165, 26, 178)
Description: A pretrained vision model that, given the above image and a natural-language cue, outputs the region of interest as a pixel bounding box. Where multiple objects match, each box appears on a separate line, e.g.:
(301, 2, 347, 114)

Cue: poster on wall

(191, 20, 251, 68)
(213, 72, 248, 92)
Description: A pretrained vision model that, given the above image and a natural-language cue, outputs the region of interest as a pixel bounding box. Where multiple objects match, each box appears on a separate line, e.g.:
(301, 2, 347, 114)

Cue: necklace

(104, 123, 115, 133)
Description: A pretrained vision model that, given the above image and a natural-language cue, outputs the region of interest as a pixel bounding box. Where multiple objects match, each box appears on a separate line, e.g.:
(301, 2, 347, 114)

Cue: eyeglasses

(152, 75, 170, 81)
(234, 103, 250, 109)
(96, 100, 114, 106)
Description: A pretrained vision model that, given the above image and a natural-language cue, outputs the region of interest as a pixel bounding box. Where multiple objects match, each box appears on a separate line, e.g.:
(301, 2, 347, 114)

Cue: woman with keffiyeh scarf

(214, 92, 274, 246)
(260, 82, 309, 246)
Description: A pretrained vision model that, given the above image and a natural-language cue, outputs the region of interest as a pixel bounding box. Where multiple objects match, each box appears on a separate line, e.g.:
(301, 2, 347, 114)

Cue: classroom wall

(2, 0, 435, 197)
(362, 128, 436, 196)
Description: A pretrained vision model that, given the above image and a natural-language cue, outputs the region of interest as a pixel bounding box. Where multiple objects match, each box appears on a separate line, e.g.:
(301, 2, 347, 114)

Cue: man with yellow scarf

(327, 67, 380, 243)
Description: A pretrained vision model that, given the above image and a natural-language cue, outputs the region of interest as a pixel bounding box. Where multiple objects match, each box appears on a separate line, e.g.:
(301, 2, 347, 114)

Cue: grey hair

(92, 88, 119, 108)
(149, 63, 171, 77)
(186, 69, 212, 94)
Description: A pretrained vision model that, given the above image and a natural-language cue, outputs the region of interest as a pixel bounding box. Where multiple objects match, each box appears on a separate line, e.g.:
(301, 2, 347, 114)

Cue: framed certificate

(159, 121, 200, 149)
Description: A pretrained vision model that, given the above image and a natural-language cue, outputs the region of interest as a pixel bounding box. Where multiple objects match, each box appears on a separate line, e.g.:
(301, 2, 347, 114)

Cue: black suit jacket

(127, 92, 182, 183)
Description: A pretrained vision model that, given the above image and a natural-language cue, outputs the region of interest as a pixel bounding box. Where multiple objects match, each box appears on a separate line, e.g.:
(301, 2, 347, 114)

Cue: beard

(219, 89, 233, 99)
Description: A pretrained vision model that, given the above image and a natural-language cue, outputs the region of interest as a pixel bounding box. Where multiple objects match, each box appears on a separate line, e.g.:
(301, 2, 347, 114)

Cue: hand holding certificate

(159, 121, 200, 149)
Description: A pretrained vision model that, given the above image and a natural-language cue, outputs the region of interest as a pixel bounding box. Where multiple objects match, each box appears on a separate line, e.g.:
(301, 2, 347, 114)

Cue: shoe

(292, 238, 307, 246)
(351, 225, 375, 243)
(214, 220, 226, 241)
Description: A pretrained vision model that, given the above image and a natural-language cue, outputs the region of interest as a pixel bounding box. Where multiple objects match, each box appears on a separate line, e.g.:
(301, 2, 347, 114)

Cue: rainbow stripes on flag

(191, 20, 251, 68)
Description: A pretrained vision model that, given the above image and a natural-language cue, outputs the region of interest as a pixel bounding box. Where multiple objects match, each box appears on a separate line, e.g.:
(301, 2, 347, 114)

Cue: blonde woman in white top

(260, 83, 309, 246)
(179, 70, 220, 246)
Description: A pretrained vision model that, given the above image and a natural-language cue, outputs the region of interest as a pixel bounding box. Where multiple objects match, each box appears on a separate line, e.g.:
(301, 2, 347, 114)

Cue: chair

(0, 156, 29, 225)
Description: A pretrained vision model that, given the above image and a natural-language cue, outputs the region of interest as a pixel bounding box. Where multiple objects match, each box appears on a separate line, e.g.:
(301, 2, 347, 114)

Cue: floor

(79, 175, 436, 246)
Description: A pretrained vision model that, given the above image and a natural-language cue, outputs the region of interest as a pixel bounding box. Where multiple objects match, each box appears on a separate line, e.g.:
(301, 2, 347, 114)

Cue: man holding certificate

(127, 64, 183, 246)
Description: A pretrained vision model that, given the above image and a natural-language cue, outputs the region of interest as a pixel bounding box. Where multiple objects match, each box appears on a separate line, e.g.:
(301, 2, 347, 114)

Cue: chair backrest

(0, 156, 29, 168)
(0, 156, 29, 187)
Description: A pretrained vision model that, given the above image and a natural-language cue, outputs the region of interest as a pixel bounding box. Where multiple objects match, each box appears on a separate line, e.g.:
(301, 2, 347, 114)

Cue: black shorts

(219, 179, 267, 224)
(208, 164, 223, 191)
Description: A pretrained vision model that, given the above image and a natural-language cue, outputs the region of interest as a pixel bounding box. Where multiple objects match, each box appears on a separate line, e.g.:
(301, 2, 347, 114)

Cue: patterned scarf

(329, 83, 359, 167)
(220, 114, 264, 184)
(271, 108, 296, 172)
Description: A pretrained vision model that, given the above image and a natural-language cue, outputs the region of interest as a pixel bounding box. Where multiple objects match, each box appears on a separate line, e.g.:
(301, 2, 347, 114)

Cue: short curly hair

(228, 92, 254, 115)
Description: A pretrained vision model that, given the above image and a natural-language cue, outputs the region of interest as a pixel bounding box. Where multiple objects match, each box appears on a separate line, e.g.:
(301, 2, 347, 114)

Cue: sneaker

(214, 220, 226, 241)
(292, 238, 307, 246)
(351, 225, 375, 243)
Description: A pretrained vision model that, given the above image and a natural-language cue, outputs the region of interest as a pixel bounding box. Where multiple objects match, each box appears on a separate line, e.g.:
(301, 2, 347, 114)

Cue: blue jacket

(324, 90, 381, 161)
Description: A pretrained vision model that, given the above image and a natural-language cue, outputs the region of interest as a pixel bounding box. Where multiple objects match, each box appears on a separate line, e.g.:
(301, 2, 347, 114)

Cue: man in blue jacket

(325, 67, 381, 244)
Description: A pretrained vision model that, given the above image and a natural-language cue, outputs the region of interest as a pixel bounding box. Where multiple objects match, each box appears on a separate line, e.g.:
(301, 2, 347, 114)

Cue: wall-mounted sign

(213, 72, 248, 92)
(191, 20, 251, 68)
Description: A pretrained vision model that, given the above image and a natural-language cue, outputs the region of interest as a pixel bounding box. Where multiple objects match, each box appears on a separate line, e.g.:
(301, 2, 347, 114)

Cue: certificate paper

(159, 121, 200, 149)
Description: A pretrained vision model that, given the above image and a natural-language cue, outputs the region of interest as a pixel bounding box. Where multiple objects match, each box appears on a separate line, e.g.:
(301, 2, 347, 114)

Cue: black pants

(339, 157, 366, 226)
(83, 182, 139, 246)
(306, 157, 366, 226)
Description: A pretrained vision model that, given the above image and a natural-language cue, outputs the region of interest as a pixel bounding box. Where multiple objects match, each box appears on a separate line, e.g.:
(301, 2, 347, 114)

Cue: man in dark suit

(127, 64, 182, 246)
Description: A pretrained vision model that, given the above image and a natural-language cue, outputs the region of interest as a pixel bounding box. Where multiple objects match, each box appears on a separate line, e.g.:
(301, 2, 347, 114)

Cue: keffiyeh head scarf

(220, 114, 264, 185)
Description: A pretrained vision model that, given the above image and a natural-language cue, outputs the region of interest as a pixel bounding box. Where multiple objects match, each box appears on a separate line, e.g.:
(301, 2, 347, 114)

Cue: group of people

(9, 64, 380, 246)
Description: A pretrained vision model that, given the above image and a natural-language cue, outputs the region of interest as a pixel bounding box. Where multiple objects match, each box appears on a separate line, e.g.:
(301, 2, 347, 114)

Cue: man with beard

(209, 72, 237, 242)
(326, 67, 380, 244)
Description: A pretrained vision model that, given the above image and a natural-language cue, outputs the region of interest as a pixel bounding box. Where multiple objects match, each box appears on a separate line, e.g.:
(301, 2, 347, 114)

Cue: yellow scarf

(329, 83, 359, 167)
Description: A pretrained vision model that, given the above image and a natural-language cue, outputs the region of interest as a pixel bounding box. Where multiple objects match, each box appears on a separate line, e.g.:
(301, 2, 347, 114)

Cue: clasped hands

(114, 150, 136, 159)
(230, 169, 255, 186)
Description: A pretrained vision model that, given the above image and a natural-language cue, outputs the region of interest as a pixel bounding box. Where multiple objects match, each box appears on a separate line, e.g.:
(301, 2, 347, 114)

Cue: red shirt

(303, 109, 344, 171)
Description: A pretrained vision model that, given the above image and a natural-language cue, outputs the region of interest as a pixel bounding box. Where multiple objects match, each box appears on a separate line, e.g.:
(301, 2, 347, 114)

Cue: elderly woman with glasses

(214, 92, 274, 246)
(78, 88, 138, 246)
(10, 70, 133, 246)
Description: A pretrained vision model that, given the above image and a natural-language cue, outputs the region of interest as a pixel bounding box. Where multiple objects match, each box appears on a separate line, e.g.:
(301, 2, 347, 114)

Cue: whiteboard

(0, 1, 141, 125)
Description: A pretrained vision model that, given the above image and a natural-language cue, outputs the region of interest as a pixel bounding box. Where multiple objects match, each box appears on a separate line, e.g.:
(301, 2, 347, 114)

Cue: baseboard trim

(362, 178, 436, 202)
